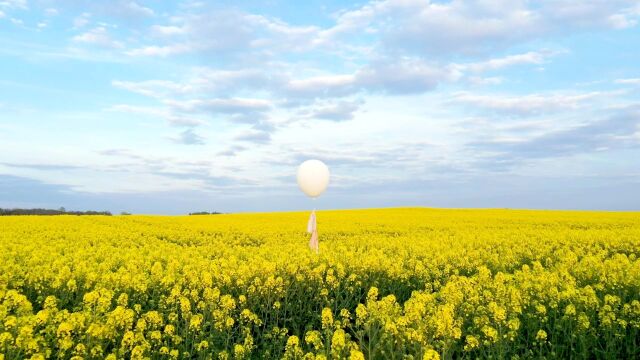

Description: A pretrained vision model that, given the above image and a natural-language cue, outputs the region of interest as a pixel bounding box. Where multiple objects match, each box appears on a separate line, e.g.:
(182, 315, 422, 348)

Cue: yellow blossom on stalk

(234, 344, 248, 358)
(149, 330, 162, 342)
(422, 349, 440, 360)
(464, 335, 480, 351)
(43, 296, 57, 310)
(578, 313, 591, 330)
(283, 335, 303, 359)
(4, 316, 17, 329)
(367, 287, 379, 302)
(331, 329, 347, 356)
(565, 304, 577, 317)
(66, 279, 77, 292)
(340, 308, 351, 325)
(189, 314, 203, 331)
(197, 340, 209, 351)
(355, 304, 368, 326)
(117, 293, 129, 307)
(536, 329, 547, 342)
(121, 330, 135, 349)
(481, 325, 498, 344)
(226, 316, 236, 327)
(179, 296, 191, 314)
(305, 330, 323, 350)
(349, 350, 365, 360)
(90, 345, 103, 358)
(164, 324, 175, 336)
(321, 308, 334, 330)
(135, 318, 147, 332)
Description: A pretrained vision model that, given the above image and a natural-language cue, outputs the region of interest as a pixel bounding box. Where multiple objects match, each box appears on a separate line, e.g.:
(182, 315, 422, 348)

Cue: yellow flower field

(1, 208, 639, 359)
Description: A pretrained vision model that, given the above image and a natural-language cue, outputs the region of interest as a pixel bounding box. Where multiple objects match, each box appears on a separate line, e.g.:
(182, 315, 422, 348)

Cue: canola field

(1, 208, 640, 359)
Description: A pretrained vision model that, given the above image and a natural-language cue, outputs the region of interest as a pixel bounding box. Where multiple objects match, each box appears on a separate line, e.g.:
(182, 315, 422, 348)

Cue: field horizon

(107, 206, 640, 217)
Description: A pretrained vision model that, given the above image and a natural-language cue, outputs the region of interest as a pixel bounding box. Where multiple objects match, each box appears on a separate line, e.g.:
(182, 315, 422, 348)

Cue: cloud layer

(0, 0, 639, 212)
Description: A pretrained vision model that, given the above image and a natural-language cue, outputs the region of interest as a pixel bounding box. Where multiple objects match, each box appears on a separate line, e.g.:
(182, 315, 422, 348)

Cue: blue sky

(1, 0, 639, 214)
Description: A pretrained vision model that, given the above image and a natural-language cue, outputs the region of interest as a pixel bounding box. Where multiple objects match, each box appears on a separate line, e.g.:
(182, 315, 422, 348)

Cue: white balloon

(297, 160, 330, 198)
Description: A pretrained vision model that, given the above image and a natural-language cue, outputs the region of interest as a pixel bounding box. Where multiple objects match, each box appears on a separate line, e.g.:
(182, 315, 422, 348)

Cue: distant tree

(188, 211, 222, 215)
(120, 211, 132, 215)
(0, 208, 111, 216)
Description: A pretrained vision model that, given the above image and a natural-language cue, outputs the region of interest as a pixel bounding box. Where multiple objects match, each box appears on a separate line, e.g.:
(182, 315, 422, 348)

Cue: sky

(0, 0, 639, 214)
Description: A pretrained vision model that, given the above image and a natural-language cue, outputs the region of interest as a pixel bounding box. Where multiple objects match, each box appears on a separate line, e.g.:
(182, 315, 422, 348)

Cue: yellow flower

(305, 330, 323, 350)
(367, 287, 379, 302)
(349, 350, 365, 360)
(331, 329, 347, 354)
(464, 335, 480, 351)
(225, 317, 235, 328)
(283, 336, 303, 359)
(536, 329, 547, 342)
(422, 349, 440, 360)
(197, 340, 209, 351)
(120, 330, 135, 349)
(189, 314, 203, 331)
(321, 308, 334, 330)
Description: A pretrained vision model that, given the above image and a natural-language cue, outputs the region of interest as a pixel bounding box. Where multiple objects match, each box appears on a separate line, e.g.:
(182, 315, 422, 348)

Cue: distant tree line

(0, 208, 112, 216)
(188, 211, 222, 215)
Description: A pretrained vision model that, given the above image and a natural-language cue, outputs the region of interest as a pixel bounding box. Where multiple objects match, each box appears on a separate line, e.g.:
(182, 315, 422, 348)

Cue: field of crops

(1, 208, 640, 359)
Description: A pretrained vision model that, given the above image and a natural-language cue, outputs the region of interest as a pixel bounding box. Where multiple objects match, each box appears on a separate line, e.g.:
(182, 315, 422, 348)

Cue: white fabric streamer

(307, 210, 318, 253)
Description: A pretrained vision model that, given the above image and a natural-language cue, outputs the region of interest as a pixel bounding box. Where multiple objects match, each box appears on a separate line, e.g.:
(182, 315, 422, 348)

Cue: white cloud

(73, 13, 91, 29)
(121, 1, 154, 17)
(607, 13, 638, 28)
(284, 58, 460, 97)
(452, 91, 607, 116)
(0, 10, 4, 18)
(615, 78, 640, 85)
(108, 104, 207, 128)
(126, 44, 191, 57)
(150, 25, 187, 36)
(107, 104, 166, 117)
(44, 8, 58, 17)
(460, 50, 561, 73)
(112, 80, 191, 98)
(355, 58, 461, 94)
(188, 68, 276, 93)
(234, 129, 271, 144)
(286, 74, 356, 97)
(166, 116, 206, 127)
(467, 76, 504, 86)
(170, 129, 205, 145)
(128, 9, 321, 57)
(72, 27, 123, 48)
(319, 0, 640, 57)
(299, 100, 362, 121)
(0, 0, 27, 10)
(166, 98, 272, 114)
